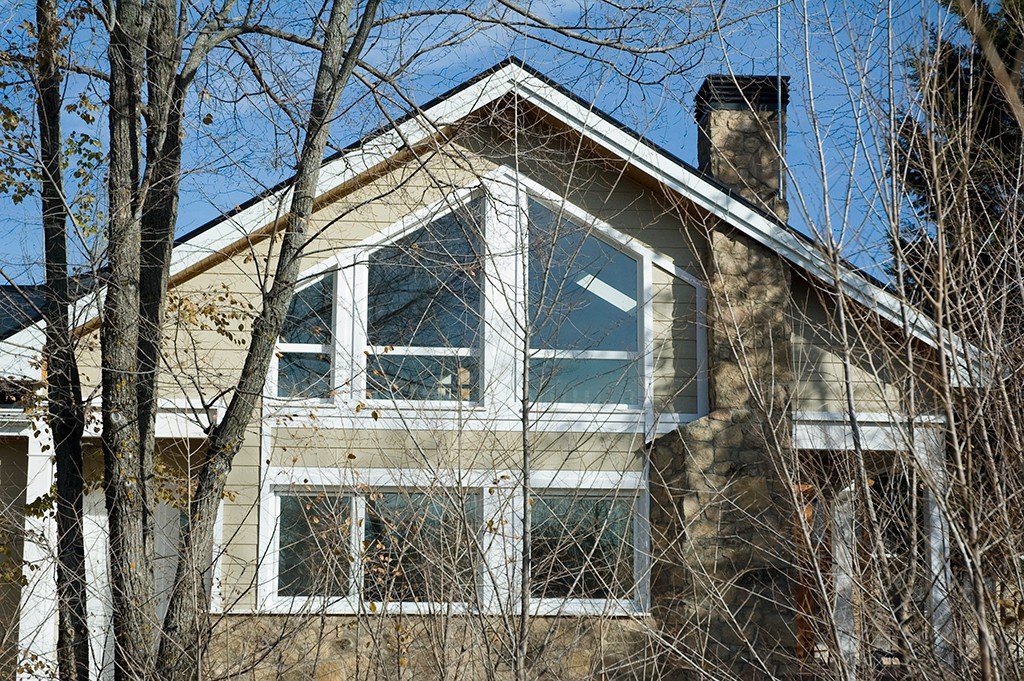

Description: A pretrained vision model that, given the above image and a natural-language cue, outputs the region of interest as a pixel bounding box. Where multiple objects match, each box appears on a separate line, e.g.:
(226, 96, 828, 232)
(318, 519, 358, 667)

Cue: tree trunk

(156, 1, 379, 676)
(135, 0, 183, 581)
(103, 1, 156, 677)
(36, 0, 89, 678)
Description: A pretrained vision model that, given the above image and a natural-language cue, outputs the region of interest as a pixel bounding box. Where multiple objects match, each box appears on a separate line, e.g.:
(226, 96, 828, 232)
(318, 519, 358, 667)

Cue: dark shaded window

(366, 198, 484, 401)
(363, 490, 482, 603)
(278, 493, 353, 597)
(530, 491, 635, 599)
(277, 273, 334, 398)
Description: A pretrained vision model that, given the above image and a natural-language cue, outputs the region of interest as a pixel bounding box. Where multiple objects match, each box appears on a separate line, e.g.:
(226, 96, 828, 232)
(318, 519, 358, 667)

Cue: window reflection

(363, 491, 482, 603)
(278, 273, 334, 398)
(531, 491, 635, 600)
(366, 197, 484, 401)
(528, 199, 640, 404)
(278, 494, 353, 597)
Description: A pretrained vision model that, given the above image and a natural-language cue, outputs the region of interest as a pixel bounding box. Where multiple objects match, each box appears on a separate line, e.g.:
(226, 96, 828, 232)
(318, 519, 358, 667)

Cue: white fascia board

(0, 289, 103, 383)
(0, 324, 44, 383)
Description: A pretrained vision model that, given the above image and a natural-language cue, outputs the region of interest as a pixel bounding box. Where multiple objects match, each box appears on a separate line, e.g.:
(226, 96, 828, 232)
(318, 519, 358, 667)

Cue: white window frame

(257, 466, 647, 617)
(525, 469, 648, 617)
(268, 267, 338, 401)
(258, 466, 504, 615)
(262, 164, 708, 438)
(522, 189, 645, 412)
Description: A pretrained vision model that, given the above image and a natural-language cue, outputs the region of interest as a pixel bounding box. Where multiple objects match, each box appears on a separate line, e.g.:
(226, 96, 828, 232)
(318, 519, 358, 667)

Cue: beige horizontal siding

(652, 267, 699, 414)
(791, 275, 906, 414)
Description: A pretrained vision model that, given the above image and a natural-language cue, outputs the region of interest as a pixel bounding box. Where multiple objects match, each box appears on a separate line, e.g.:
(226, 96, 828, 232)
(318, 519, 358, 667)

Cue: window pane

(528, 199, 638, 353)
(368, 198, 484, 349)
(278, 494, 353, 597)
(281, 273, 334, 345)
(278, 352, 332, 398)
(531, 492, 635, 600)
(366, 354, 479, 402)
(529, 358, 640, 405)
(363, 491, 482, 603)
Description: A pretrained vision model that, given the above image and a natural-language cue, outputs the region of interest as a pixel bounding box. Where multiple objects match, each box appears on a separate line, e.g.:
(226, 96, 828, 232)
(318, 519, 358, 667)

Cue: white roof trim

(0, 61, 979, 387)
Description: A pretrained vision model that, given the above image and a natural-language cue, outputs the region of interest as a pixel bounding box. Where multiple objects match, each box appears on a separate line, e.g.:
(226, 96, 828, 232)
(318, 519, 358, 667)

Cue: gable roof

(0, 59, 977, 387)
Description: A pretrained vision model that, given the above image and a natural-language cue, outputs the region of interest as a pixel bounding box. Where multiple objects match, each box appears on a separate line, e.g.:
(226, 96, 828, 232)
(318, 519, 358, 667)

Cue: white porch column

(18, 427, 57, 678)
(831, 482, 859, 676)
(915, 427, 954, 665)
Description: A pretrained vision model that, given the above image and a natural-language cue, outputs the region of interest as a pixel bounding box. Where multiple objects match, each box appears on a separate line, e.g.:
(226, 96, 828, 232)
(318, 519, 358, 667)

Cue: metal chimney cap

(695, 75, 790, 121)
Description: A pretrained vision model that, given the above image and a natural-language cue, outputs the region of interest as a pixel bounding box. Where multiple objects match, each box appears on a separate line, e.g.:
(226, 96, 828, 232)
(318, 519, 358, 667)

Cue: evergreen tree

(894, 0, 1024, 326)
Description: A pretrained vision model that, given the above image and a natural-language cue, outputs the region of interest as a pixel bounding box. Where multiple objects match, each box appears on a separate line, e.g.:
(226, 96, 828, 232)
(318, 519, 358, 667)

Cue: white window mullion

(642, 255, 655, 438)
(529, 349, 635, 362)
(334, 255, 354, 402)
(367, 346, 476, 358)
(483, 176, 524, 419)
(276, 342, 330, 354)
(266, 352, 279, 401)
(504, 477, 526, 616)
(634, 484, 651, 613)
(479, 478, 512, 614)
(258, 489, 281, 612)
(352, 253, 369, 401)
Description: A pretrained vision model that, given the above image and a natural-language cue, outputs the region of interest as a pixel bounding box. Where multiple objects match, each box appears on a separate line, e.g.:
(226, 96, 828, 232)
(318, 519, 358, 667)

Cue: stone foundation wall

(208, 615, 660, 680)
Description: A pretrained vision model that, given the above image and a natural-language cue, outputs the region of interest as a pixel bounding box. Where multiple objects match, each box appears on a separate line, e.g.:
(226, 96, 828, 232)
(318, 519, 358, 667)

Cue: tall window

(277, 273, 334, 398)
(278, 493, 353, 597)
(363, 491, 482, 603)
(528, 198, 641, 405)
(366, 198, 484, 402)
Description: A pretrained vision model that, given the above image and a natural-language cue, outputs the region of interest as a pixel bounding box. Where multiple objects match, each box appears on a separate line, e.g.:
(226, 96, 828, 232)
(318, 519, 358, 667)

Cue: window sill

(264, 395, 488, 410)
(262, 398, 699, 435)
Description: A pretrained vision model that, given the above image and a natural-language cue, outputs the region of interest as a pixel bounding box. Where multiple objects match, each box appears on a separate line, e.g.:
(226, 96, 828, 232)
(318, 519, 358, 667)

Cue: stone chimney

(696, 75, 789, 222)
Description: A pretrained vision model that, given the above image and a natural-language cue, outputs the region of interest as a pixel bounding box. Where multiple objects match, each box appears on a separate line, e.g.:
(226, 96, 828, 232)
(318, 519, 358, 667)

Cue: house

(0, 61, 966, 679)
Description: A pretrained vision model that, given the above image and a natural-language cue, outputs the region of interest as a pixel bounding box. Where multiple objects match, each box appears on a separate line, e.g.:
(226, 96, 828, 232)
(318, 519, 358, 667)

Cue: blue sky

(0, 0, 949, 285)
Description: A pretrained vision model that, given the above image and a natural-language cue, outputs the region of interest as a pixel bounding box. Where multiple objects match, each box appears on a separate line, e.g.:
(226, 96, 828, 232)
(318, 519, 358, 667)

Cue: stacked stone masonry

(650, 226, 797, 679)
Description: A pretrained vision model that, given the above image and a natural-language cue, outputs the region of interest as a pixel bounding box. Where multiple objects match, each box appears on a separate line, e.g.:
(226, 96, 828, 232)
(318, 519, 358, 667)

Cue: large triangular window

(527, 198, 641, 406)
(365, 197, 485, 402)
